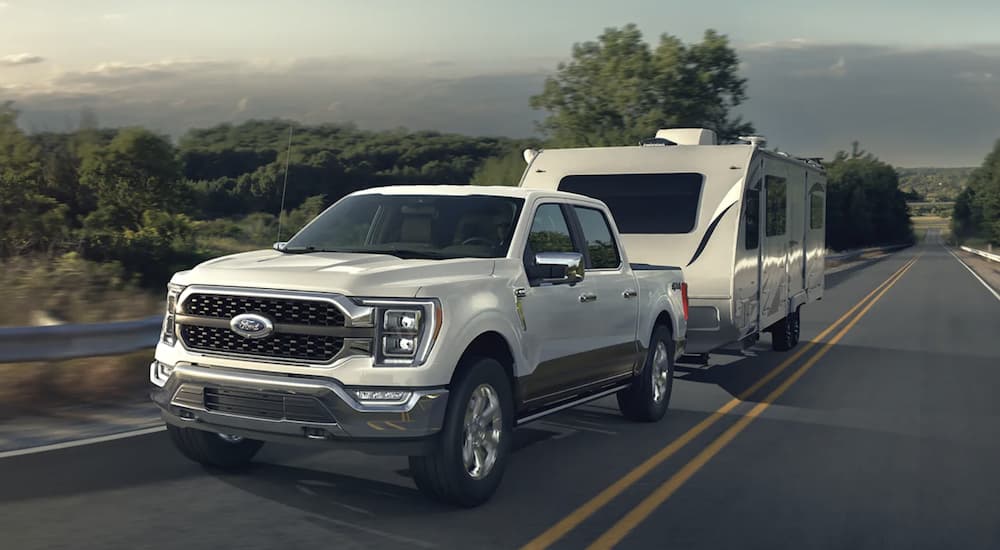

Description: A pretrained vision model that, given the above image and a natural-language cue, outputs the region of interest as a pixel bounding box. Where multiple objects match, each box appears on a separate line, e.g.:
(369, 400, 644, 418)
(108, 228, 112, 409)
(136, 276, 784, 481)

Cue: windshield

(284, 193, 524, 259)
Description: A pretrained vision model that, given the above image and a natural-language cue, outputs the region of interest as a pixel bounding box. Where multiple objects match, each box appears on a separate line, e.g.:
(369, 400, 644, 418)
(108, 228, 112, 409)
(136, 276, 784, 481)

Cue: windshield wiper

(349, 248, 449, 260)
(278, 246, 348, 254)
(278, 246, 446, 259)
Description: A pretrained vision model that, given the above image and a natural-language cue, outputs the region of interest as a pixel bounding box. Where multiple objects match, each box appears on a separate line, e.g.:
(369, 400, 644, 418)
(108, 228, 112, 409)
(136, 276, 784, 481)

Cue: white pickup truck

(151, 185, 688, 505)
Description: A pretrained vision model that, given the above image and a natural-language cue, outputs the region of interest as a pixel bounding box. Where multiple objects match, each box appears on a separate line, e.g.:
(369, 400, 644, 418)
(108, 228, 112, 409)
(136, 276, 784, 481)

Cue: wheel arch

(454, 331, 518, 404)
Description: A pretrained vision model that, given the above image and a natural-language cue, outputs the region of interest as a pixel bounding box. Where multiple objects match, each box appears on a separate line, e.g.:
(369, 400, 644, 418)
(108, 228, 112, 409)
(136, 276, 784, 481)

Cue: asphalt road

(2, 237, 999, 550)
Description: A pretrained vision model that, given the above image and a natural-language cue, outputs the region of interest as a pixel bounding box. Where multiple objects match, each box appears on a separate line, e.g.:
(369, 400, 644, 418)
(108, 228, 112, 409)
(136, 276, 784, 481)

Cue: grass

(0, 254, 163, 327)
(0, 350, 152, 413)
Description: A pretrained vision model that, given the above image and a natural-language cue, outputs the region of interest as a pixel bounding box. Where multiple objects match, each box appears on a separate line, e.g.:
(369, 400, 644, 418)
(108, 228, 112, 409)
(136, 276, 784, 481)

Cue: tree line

(952, 140, 1000, 245)
(0, 103, 524, 285)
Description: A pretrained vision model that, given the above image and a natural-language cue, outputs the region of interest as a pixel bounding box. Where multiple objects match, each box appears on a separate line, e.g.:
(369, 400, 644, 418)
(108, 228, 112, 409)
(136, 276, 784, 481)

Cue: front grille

(180, 325, 343, 362)
(183, 293, 345, 326)
(204, 387, 335, 423)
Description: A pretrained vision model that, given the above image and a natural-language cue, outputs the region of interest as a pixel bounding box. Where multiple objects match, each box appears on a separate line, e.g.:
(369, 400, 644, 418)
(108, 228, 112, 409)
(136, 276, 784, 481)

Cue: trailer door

(761, 168, 789, 329)
(788, 169, 807, 295)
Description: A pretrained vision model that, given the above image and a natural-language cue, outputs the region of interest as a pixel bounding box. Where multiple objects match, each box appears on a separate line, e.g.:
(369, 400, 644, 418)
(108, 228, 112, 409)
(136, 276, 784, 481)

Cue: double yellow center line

(523, 255, 921, 550)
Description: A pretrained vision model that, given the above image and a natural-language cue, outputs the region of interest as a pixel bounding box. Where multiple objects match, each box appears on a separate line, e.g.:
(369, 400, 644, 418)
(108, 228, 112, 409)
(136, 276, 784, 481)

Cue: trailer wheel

(771, 308, 800, 351)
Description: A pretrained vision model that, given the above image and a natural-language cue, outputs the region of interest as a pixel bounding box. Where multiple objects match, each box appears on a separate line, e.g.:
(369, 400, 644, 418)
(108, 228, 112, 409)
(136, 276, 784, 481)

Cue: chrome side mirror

(272, 241, 288, 251)
(531, 252, 584, 285)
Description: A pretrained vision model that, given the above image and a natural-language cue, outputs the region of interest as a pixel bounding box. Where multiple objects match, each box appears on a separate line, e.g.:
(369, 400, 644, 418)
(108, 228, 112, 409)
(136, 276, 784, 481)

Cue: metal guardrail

(0, 243, 914, 364)
(960, 245, 1000, 263)
(0, 315, 163, 363)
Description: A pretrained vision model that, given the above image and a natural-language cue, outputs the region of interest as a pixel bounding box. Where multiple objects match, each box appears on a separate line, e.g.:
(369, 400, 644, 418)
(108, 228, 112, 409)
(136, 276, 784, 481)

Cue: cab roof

(352, 184, 606, 207)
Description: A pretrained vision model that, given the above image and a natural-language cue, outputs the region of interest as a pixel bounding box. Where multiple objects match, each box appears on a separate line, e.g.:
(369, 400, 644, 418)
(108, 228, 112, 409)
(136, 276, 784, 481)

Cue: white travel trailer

(519, 128, 827, 356)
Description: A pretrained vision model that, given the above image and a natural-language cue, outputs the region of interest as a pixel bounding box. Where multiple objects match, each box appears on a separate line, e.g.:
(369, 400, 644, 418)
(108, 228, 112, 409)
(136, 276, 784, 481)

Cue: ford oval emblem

(230, 313, 274, 339)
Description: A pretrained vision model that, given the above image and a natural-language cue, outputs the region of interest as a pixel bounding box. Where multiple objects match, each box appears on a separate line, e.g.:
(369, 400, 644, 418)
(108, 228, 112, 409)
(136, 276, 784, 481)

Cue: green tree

(824, 145, 913, 250)
(952, 139, 1000, 244)
(470, 151, 529, 186)
(531, 25, 753, 147)
(80, 127, 183, 229)
(0, 102, 68, 256)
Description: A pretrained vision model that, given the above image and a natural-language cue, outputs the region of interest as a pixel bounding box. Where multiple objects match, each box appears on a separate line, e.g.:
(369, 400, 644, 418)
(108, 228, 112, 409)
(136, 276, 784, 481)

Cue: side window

(526, 204, 576, 254)
(810, 186, 825, 230)
(744, 189, 760, 250)
(573, 206, 621, 269)
(765, 175, 787, 237)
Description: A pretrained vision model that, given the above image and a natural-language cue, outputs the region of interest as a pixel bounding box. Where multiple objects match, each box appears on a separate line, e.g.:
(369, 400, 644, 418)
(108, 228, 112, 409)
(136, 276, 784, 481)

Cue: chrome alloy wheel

(651, 340, 671, 403)
(217, 433, 244, 443)
(462, 383, 502, 480)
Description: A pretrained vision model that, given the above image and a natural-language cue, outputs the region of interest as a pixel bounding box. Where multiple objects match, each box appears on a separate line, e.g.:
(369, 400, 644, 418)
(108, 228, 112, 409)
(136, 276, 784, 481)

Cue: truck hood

(172, 249, 497, 297)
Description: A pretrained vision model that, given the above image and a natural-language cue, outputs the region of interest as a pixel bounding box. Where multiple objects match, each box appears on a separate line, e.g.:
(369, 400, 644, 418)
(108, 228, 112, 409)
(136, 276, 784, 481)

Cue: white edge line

(947, 247, 1000, 303)
(0, 424, 166, 459)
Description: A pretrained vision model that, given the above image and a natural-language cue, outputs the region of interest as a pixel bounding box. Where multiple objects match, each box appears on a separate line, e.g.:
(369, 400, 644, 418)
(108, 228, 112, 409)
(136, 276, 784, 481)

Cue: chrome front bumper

(151, 364, 449, 455)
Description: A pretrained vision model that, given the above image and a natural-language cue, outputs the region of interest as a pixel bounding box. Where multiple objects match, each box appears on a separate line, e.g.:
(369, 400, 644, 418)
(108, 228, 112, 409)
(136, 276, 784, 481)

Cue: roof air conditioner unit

(654, 128, 717, 145)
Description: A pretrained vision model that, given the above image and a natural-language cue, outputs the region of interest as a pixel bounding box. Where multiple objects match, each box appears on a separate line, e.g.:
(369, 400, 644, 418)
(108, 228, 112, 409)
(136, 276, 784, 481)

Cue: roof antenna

(276, 124, 294, 242)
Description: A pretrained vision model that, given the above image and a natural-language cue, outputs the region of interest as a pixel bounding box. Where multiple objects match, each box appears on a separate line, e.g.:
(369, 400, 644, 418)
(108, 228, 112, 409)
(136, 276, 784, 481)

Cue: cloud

(738, 42, 1000, 166)
(0, 53, 45, 67)
(6, 45, 1000, 167)
(828, 56, 847, 77)
(743, 38, 813, 51)
(956, 71, 995, 82)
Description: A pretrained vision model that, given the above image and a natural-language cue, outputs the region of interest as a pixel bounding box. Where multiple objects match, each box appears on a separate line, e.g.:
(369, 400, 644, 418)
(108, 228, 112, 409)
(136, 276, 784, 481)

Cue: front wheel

(409, 357, 513, 507)
(617, 325, 674, 422)
(167, 425, 263, 468)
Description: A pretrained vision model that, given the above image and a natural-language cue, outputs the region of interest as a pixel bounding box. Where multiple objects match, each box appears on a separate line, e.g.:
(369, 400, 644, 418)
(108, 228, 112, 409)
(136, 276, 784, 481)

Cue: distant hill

(896, 167, 975, 202)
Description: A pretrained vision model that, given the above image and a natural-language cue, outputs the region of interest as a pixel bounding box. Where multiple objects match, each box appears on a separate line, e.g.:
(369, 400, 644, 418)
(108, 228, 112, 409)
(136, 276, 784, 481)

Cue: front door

(517, 203, 602, 404)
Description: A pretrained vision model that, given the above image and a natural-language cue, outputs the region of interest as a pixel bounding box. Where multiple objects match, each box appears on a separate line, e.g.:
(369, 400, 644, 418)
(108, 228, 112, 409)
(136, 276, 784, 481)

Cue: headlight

(161, 283, 185, 345)
(354, 299, 442, 366)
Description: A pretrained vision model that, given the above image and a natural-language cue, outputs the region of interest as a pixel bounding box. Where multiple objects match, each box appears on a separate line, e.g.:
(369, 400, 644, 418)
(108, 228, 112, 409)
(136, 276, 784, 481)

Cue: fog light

(160, 361, 175, 377)
(353, 390, 412, 402)
(383, 335, 417, 356)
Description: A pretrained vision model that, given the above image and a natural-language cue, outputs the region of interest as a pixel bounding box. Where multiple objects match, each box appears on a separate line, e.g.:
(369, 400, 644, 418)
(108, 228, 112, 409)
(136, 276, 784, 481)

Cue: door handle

(579, 293, 598, 303)
(623, 289, 637, 299)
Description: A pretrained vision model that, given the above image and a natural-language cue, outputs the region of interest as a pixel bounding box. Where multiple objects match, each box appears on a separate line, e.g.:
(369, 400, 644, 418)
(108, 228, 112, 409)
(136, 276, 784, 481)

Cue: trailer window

(765, 175, 787, 237)
(744, 189, 760, 250)
(558, 173, 703, 234)
(810, 187, 825, 230)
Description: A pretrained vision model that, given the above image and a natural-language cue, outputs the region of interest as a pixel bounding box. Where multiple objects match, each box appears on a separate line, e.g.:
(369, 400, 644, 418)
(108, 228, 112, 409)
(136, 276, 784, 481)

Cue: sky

(2, 0, 999, 166)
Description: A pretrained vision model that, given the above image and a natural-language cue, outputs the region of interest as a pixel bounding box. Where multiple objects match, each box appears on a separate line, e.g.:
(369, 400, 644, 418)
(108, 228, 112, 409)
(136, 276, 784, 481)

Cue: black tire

(617, 324, 674, 422)
(409, 357, 513, 507)
(790, 307, 801, 347)
(167, 424, 264, 468)
(770, 307, 800, 351)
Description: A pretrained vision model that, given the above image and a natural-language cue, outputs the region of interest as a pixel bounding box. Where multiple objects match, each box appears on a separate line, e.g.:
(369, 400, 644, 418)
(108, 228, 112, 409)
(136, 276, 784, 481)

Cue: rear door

(568, 205, 640, 381)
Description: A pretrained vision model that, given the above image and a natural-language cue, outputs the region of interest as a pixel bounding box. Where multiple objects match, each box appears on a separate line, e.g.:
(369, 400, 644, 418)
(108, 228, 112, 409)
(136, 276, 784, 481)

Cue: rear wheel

(167, 424, 263, 468)
(409, 357, 513, 507)
(771, 307, 801, 351)
(617, 325, 674, 422)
